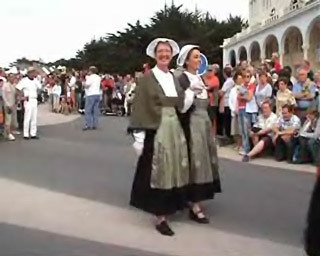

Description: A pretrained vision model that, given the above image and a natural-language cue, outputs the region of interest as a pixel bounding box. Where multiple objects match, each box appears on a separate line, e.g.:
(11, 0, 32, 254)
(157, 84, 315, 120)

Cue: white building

(223, 0, 320, 71)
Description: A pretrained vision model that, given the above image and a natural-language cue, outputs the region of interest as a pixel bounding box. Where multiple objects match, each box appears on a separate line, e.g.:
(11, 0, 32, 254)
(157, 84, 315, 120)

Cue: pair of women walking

(128, 38, 221, 236)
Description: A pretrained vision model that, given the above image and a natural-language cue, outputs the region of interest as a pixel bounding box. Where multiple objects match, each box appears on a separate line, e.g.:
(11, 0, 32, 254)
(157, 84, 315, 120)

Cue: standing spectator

(2, 72, 19, 141)
(69, 72, 77, 110)
(204, 64, 220, 135)
(255, 71, 273, 109)
(293, 68, 316, 123)
(16, 67, 42, 140)
(314, 71, 320, 113)
(124, 75, 136, 116)
(83, 66, 101, 131)
(276, 77, 296, 116)
(75, 74, 83, 111)
(283, 66, 297, 86)
(302, 60, 314, 81)
(273, 104, 301, 162)
(228, 72, 243, 152)
(219, 66, 234, 138)
(242, 101, 277, 162)
(51, 78, 62, 112)
(272, 52, 282, 74)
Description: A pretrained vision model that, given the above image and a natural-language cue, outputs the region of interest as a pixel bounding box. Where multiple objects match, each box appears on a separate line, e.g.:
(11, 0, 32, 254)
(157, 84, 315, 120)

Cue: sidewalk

(218, 145, 316, 174)
(38, 103, 79, 126)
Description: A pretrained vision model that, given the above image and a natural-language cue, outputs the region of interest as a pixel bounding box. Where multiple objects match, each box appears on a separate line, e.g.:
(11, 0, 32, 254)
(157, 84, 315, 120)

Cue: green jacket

(129, 71, 184, 131)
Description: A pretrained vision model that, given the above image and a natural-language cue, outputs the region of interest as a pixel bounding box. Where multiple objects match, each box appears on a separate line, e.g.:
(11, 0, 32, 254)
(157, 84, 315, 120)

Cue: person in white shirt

(83, 66, 101, 130)
(242, 101, 277, 162)
(16, 67, 42, 140)
(219, 66, 234, 138)
(69, 73, 77, 110)
(51, 79, 62, 112)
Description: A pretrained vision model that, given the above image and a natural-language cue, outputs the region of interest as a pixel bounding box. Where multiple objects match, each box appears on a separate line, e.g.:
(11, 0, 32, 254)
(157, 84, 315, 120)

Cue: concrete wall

(223, 1, 320, 69)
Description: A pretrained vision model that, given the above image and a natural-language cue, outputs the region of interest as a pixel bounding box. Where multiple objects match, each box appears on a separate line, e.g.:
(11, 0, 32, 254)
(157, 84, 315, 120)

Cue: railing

(265, 15, 279, 25)
(284, 1, 305, 14)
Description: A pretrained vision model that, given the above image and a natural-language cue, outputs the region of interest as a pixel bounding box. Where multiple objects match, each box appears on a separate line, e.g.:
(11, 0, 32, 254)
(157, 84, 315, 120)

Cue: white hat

(146, 38, 180, 59)
(176, 44, 199, 67)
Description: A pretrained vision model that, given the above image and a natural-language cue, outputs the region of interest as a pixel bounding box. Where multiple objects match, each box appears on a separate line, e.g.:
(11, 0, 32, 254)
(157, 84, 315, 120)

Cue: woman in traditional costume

(177, 45, 221, 223)
(129, 38, 198, 236)
(305, 166, 320, 256)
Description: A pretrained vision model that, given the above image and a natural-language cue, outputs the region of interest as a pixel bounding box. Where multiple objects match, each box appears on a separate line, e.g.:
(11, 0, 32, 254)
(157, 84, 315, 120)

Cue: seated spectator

(276, 77, 296, 116)
(293, 68, 316, 124)
(255, 71, 273, 110)
(242, 101, 277, 162)
(59, 97, 71, 115)
(291, 109, 320, 164)
(273, 104, 301, 162)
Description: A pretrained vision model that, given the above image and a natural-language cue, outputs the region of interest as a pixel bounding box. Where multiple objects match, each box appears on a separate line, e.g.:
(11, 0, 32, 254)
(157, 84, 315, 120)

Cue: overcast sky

(0, 0, 248, 66)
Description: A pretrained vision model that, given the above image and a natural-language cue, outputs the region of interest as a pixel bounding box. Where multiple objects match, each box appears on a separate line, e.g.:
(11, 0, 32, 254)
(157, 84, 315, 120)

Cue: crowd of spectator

(208, 55, 320, 165)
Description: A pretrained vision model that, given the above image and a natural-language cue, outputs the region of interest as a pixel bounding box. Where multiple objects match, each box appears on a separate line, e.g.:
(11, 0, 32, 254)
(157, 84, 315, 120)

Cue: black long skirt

(130, 130, 221, 216)
(305, 176, 320, 256)
(130, 130, 187, 216)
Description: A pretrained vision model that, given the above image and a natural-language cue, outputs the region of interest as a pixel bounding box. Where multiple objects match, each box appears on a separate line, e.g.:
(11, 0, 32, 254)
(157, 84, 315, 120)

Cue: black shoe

(189, 210, 210, 224)
(31, 136, 40, 140)
(24, 137, 30, 140)
(82, 127, 90, 131)
(155, 221, 175, 236)
(92, 127, 97, 130)
(242, 155, 250, 162)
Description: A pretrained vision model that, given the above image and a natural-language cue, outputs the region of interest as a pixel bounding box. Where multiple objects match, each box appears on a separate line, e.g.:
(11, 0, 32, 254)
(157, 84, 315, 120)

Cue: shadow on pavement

(0, 223, 164, 256)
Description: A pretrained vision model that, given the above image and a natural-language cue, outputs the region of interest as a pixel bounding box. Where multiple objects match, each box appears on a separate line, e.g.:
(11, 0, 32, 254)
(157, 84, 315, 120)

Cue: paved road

(0, 116, 316, 255)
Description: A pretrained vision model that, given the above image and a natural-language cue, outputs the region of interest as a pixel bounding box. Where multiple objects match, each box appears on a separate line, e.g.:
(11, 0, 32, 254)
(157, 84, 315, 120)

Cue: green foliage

(53, 3, 246, 74)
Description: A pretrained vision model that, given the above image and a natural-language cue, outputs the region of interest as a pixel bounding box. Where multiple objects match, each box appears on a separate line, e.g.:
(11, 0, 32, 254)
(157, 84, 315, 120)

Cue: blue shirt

(292, 81, 316, 109)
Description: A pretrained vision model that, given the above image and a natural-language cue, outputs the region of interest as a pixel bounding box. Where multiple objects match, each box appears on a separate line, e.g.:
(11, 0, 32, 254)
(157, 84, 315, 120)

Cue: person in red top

(101, 75, 115, 112)
(272, 52, 282, 74)
(204, 64, 220, 135)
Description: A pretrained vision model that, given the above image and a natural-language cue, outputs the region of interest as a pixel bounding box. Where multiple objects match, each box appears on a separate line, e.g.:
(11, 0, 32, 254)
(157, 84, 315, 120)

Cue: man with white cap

(2, 68, 20, 141)
(16, 67, 42, 140)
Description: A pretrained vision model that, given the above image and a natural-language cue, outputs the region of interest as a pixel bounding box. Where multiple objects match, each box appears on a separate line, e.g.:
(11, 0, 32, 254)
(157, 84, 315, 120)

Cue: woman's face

(236, 75, 243, 85)
(243, 72, 251, 83)
(260, 75, 267, 85)
(155, 43, 173, 68)
(185, 49, 201, 72)
(278, 81, 287, 91)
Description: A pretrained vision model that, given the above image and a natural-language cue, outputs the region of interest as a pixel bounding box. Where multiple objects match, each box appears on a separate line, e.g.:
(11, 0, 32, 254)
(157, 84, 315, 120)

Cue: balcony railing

(284, 1, 305, 14)
(265, 15, 279, 25)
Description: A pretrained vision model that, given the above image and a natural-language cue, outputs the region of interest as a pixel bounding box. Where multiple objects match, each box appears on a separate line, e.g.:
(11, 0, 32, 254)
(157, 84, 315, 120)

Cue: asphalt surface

(0, 115, 316, 255)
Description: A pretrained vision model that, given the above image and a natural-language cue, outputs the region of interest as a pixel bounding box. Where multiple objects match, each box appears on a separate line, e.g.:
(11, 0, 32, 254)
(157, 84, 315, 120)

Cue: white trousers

(24, 99, 38, 137)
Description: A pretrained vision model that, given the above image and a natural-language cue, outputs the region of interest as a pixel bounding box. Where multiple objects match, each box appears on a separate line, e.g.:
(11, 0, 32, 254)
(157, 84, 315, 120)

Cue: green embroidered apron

(151, 97, 189, 189)
(189, 98, 219, 185)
